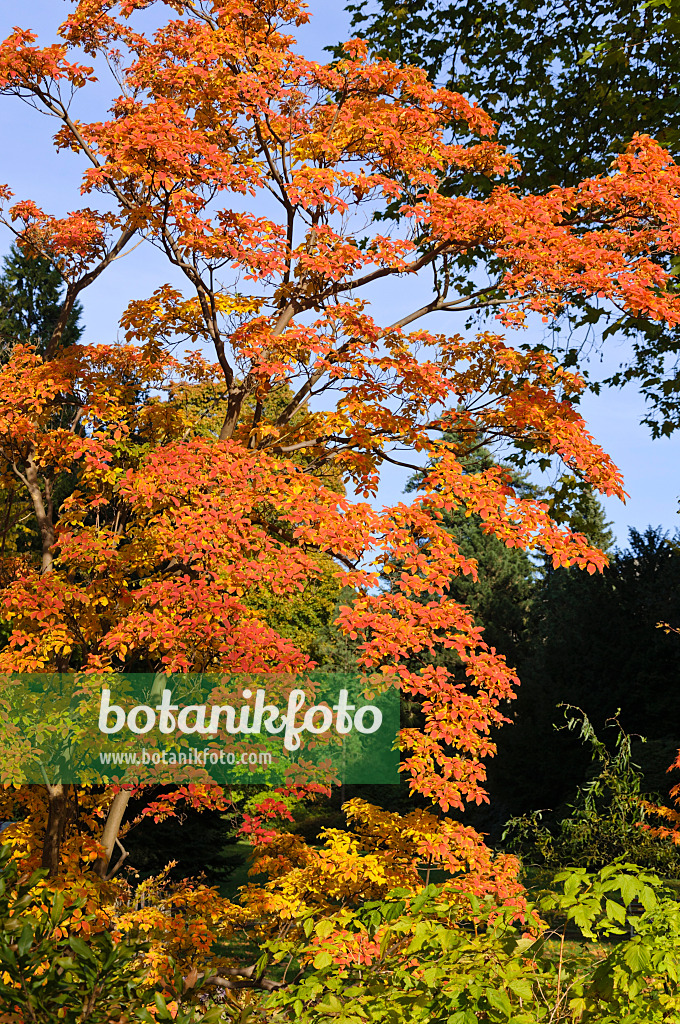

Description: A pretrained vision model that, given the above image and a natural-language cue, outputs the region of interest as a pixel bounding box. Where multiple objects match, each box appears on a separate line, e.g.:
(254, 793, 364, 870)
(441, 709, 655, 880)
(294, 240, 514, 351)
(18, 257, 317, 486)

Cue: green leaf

(605, 899, 626, 924)
(383, 900, 405, 923)
(508, 978, 534, 1001)
(202, 1009, 229, 1023)
(319, 994, 343, 1013)
(408, 921, 431, 952)
(0, 946, 17, 967)
(154, 992, 173, 1020)
(422, 966, 440, 987)
(16, 923, 33, 957)
(624, 942, 651, 974)
(313, 950, 334, 970)
(487, 988, 513, 1017)
(639, 885, 658, 913)
(50, 892, 65, 925)
(618, 875, 638, 908)
(563, 872, 585, 898)
(68, 935, 95, 960)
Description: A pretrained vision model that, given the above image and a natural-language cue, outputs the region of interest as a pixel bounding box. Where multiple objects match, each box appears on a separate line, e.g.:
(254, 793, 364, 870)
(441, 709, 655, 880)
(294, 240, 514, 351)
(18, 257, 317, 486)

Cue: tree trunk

(94, 789, 131, 879)
(20, 455, 55, 573)
(41, 784, 72, 877)
(94, 672, 168, 878)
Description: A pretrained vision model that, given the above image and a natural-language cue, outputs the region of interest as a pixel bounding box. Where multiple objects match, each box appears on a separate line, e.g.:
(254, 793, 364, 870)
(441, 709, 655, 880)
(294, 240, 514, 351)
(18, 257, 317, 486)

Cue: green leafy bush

(3, 836, 680, 1022)
(251, 863, 680, 1023)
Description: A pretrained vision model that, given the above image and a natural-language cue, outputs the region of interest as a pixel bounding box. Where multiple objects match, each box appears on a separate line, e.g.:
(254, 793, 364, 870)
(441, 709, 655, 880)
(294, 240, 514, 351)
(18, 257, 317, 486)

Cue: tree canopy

(347, 0, 680, 189)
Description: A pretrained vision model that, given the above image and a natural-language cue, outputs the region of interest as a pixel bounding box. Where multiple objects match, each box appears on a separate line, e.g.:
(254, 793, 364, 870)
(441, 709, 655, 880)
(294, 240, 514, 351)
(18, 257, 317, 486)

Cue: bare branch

(385, 283, 506, 331)
(44, 224, 137, 361)
(102, 838, 129, 880)
(275, 341, 351, 429)
(319, 241, 451, 302)
(197, 968, 286, 992)
(370, 448, 424, 473)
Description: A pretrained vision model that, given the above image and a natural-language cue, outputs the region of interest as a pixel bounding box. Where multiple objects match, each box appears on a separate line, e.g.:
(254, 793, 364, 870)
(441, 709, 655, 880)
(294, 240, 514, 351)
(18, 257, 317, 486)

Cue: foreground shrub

(252, 862, 680, 1023)
(3, 839, 680, 1023)
(503, 707, 680, 876)
(0, 844, 223, 1024)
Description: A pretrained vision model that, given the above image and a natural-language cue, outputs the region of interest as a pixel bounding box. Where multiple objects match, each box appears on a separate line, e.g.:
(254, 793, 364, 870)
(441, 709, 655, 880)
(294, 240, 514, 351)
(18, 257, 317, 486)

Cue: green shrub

(250, 863, 680, 1023)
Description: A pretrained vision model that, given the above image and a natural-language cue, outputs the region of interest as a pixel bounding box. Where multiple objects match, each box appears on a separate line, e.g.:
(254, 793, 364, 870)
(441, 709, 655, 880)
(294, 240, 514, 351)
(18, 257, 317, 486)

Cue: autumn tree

(1, 0, 680, 914)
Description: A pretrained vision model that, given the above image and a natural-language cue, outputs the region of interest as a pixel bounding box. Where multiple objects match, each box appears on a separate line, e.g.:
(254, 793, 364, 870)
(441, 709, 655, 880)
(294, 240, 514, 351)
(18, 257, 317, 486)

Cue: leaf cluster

(0, 842, 144, 1023)
(0, 841, 227, 1023)
(347, 0, 680, 432)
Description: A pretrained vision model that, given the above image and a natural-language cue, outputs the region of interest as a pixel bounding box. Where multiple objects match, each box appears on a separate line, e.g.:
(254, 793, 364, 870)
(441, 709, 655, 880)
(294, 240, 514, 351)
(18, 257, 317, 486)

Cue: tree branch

(44, 225, 137, 361)
(385, 283, 506, 331)
(18, 455, 55, 573)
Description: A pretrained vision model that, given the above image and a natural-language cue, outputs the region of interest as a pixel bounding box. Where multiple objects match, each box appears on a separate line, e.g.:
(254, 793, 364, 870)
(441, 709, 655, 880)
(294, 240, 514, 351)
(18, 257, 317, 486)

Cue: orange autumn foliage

(0, 0, 679, 930)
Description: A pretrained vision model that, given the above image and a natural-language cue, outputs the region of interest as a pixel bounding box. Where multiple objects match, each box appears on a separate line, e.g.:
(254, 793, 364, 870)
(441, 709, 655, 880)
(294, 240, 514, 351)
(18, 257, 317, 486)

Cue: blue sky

(0, 1, 678, 548)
